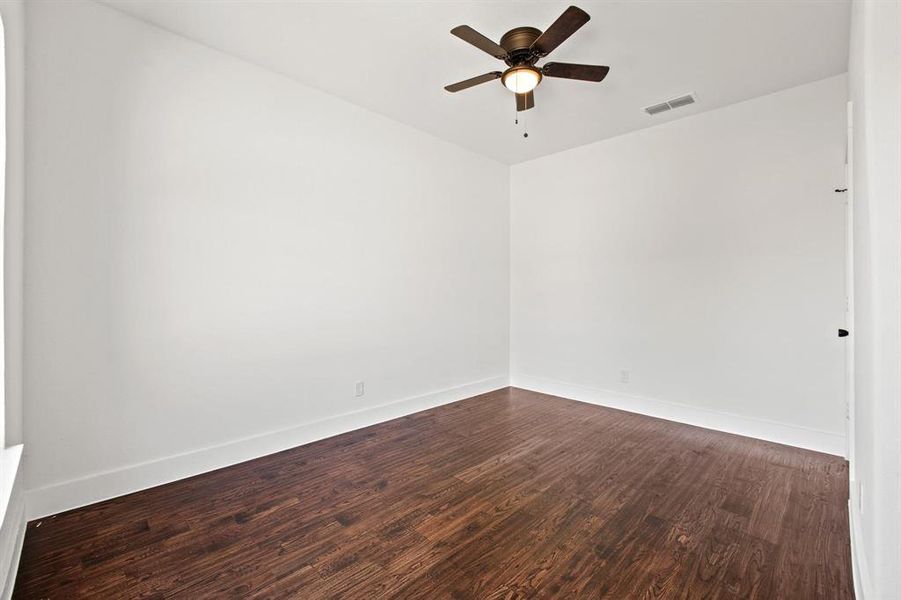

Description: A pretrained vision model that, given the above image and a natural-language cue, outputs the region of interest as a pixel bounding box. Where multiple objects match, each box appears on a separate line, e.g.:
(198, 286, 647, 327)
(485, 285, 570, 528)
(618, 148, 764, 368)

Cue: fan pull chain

(522, 110, 529, 138)
(514, 107, 528, 138)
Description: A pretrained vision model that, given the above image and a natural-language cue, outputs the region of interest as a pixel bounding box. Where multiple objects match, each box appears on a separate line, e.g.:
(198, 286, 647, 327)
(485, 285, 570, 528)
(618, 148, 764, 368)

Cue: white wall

(511, 75, 848, 454)
(847, 0, 901, 597)
(24, 0, 509, 516)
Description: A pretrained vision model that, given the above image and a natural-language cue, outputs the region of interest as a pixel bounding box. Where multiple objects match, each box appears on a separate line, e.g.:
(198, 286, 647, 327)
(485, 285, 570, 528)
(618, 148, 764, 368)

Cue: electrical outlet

(355, 381, 365, 397)
(620, 370, 631, 384)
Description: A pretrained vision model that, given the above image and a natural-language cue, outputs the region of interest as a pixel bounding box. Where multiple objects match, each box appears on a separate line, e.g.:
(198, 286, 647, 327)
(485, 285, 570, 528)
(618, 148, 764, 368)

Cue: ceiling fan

(444, 5, 610, 113)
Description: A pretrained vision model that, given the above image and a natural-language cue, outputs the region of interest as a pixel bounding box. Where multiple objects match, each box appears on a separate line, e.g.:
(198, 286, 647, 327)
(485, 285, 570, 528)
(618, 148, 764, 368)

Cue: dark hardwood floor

(14, 387, 853, 599)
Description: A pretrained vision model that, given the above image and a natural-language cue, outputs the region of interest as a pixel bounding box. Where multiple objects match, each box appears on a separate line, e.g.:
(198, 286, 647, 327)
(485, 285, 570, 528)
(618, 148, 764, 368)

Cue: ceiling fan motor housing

(500, 27, 542, 66)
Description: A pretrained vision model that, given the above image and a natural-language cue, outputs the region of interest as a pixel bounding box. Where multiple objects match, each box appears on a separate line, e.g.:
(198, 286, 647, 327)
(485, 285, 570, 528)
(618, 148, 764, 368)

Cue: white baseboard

(0, 516, 25, 600)
(27, 376, 509, 519)
(0, 446, 26, 600)
(511, 374, 845, 456)
(849, 482, 872, 600)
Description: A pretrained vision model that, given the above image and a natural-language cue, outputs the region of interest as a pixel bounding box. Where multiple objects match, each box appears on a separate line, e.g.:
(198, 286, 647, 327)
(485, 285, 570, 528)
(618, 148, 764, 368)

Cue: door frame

(844, 100, 855, 475)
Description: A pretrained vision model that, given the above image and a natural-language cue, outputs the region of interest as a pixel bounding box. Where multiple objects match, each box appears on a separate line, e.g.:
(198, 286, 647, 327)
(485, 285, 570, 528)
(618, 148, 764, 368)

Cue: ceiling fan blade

(450, 25, 508, 59)
(516, 91, 535, 112)
(444, 71, 503, 93)
(531, 6, 590, 56)
(542, 62, 609, 82)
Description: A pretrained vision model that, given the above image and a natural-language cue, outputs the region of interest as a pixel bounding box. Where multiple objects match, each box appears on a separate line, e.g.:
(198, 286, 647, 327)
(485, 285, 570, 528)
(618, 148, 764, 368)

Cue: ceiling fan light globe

(502, 67, 541, 94)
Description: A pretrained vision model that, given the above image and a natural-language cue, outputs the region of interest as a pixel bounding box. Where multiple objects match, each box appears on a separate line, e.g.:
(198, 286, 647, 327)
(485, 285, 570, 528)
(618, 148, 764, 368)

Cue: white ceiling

(101, 1, 850, 164)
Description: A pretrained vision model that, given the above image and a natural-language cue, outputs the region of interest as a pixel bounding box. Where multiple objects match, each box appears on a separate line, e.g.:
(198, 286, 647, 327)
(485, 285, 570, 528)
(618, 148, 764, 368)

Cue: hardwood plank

(13, 387, 853, 599)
